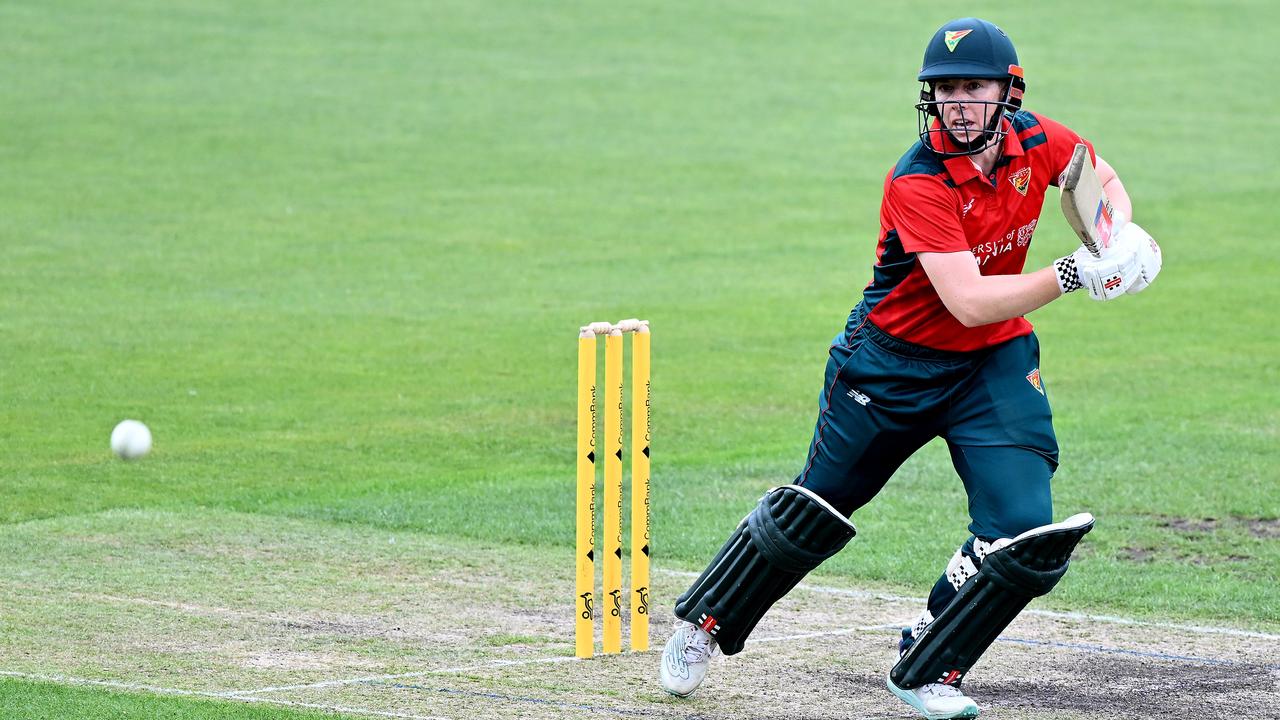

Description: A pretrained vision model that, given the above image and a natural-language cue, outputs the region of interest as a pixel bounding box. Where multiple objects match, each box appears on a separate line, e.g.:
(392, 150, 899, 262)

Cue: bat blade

(1059, 143, 1116, 258)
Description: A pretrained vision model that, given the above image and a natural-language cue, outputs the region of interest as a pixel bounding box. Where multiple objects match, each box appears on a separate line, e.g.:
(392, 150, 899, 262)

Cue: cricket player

(658, 17, 1162, 720)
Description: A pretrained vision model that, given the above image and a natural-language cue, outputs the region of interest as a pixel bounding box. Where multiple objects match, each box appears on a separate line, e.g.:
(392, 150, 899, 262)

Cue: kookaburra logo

(635, 586, 650, 615)
(579, 592, 593, 620)
(609, 588, 622, 617)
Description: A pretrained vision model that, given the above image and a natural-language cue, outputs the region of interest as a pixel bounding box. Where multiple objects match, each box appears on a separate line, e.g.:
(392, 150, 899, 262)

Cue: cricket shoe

(658, 620, 717, 697)
(886, 674, 979, 720)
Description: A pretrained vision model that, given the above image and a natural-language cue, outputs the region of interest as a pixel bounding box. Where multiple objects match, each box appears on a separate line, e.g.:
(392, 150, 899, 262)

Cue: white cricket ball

(110, 419, 152, 460)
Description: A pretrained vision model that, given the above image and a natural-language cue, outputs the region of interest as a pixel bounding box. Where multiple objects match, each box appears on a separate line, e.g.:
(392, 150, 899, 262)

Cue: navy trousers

(794, 303, 1059, 622)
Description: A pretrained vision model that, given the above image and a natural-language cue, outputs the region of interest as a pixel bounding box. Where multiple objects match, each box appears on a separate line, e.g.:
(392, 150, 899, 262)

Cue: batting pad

(890, 513, 1095, 689)
(674, 485, 856, 655)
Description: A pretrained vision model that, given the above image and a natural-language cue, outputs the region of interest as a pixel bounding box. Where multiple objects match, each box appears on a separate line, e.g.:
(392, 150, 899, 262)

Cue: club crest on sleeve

(1026, 368, 1044, 395)
(944, 30, 973, 52)
(1009, 167, 1031, 196)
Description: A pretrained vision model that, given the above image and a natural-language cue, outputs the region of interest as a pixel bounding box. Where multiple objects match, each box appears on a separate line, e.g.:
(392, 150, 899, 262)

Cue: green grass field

(2, 1, 1276, 718)
(0, 677, 348, 720)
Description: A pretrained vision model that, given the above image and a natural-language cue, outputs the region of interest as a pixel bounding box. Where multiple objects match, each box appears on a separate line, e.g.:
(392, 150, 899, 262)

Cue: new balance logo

(846, 388, 870, 406)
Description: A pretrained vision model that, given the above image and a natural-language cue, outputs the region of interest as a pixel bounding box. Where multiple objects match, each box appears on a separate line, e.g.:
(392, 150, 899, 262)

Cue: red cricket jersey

(861, 110, 1092, 352)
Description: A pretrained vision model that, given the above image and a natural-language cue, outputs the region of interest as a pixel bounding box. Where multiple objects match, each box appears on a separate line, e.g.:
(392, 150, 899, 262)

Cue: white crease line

(230, 626, 895, 697)
(229, 568, 1280, 698)
(658, 569, 1280, 641)
(0, 670, 211, 697)
(41, 568, 1280, 646)
(227, 694, 453, 720)
(0, 670, 453, 720)
(79, 592, 285, 623)
(1013, 610, 1280, 640)
(62, 579, 1280, 641)
(750, 624, 899, 645)
(68, 592, 411, 638)
(227, 654, 582, 696)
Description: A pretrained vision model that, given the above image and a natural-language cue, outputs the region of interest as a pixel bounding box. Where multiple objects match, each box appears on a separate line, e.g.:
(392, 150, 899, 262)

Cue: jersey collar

(927, 116, 1026, 186)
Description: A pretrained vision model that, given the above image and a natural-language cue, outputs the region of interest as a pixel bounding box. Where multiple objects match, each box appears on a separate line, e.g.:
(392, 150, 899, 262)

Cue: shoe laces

(920, 683, 964, 699)
(681, 625, 715, 664)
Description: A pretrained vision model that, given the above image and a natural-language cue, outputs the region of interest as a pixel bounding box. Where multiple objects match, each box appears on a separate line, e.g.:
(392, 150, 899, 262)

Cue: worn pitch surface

(2, 510, 1275, 719)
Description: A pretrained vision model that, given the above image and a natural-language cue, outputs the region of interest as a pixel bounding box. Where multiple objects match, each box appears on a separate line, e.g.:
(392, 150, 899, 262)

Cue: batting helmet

(915, 18, 1026, 156)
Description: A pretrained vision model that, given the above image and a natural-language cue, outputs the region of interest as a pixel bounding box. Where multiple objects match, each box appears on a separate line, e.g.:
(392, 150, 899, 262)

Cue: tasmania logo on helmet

(943, 29, 973, 52)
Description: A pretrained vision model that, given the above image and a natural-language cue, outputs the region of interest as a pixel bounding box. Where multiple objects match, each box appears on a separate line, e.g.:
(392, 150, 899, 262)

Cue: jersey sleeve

(1034, 113, 1096, 187)
(883, 174, 968, 253)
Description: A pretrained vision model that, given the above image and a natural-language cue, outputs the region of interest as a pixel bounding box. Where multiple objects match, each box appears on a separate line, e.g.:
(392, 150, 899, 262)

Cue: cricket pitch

(1, 509, 1275, 719)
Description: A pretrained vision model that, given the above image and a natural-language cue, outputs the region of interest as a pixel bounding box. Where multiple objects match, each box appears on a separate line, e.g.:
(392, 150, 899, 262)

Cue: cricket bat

(1058, 143, 1117, 258)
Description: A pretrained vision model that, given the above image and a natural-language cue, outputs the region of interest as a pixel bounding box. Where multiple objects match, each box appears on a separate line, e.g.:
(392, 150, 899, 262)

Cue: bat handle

(1081, 235, 1103, 258)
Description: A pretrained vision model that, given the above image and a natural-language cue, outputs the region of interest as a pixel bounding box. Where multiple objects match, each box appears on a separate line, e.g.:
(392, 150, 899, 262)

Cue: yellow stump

(575, 328, 597, 658)
(602, 329, 624, 654)
(630, 322, 651, 651)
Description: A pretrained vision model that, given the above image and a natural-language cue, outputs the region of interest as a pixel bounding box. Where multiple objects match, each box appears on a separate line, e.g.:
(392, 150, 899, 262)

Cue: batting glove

(1054, 243, 1141, 301)
(1112, 222, 1162, 294)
